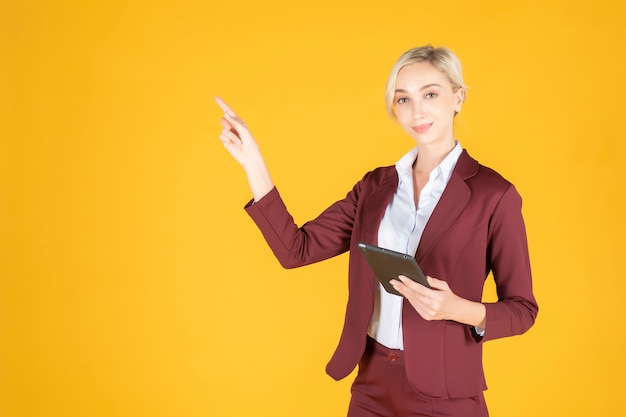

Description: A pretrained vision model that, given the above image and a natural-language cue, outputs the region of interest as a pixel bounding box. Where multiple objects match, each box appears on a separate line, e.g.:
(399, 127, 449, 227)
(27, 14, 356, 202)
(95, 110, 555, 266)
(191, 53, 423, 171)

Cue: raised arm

(215, 96, 274, 202)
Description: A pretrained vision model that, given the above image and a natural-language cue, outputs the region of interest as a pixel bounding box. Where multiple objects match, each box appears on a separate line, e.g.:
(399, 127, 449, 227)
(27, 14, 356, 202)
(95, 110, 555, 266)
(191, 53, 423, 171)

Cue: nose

(412, 100, 426, 119)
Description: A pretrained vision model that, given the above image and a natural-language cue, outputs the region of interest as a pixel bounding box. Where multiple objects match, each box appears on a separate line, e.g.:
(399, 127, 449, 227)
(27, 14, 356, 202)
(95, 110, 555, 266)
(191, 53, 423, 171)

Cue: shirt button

(388, 353, 397, 363)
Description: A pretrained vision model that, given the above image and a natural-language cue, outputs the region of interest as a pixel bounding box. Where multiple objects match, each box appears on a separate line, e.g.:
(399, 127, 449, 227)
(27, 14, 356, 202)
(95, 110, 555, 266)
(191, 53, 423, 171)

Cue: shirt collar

(395, 141, 463, 185)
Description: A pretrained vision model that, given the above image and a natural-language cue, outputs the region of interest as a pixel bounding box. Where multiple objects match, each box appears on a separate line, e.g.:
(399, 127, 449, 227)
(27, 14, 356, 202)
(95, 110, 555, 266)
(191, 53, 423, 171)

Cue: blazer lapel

(359, 171, 398, 244)
(416, 150, 479, 263)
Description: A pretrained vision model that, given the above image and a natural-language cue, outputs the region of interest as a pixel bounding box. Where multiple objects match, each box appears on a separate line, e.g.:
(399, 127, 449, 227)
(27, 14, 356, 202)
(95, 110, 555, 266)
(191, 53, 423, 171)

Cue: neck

(413, 140, 456, 174)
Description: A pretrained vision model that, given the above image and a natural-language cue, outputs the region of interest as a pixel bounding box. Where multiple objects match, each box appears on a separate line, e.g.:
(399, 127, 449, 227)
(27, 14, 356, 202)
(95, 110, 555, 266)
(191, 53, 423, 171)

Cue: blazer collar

(360, 169, 399, 243)
(415, 149, 479, 263)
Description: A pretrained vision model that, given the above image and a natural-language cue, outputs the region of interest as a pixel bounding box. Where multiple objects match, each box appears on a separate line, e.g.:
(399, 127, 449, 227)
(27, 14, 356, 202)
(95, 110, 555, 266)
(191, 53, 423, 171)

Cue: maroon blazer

(244, 149, 538, 399)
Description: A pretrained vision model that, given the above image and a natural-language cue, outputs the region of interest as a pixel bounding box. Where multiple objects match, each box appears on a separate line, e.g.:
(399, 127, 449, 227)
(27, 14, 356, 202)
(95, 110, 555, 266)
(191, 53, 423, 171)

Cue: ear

(454, 88, 465, 113)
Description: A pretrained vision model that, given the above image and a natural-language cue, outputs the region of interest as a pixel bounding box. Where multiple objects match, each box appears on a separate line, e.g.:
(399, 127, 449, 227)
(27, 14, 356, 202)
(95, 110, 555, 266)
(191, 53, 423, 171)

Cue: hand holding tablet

(357, 242, 430, 297)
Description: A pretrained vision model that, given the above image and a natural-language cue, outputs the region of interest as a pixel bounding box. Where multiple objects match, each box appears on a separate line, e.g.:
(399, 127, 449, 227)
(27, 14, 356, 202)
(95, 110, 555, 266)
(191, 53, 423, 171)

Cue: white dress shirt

(368, 142, 463, 349)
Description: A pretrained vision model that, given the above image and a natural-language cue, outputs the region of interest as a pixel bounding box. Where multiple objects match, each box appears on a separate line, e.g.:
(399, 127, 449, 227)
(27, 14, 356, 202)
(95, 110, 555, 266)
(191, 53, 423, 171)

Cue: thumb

(224, 113, 254, 145)
(224, 112, 248, 131)
(426, 276, 449, 291)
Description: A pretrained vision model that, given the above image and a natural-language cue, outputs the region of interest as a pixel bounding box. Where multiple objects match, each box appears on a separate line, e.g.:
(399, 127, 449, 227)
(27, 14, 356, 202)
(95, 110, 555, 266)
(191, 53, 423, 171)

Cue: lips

(412, 123, 433, 134)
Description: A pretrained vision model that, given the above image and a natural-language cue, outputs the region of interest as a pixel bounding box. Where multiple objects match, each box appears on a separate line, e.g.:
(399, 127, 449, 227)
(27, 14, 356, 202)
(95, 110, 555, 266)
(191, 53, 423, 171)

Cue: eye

(396, 97, 409, 104)
(425, 92, 437, 99)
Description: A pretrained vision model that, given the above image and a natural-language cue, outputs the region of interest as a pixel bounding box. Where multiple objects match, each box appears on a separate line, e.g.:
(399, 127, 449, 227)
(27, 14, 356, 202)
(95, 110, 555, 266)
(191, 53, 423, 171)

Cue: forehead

(395, 62, 450, 90)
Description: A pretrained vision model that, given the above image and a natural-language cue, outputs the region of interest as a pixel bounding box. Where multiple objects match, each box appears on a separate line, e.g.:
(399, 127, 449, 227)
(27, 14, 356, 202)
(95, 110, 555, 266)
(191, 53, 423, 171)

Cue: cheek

(394, 106, 412, 123)
(429, 103, 452, 119)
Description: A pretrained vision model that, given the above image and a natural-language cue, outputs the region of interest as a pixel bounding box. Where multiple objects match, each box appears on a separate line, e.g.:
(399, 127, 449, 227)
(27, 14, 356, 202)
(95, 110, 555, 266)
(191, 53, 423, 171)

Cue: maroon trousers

(347, 337, 489, 417)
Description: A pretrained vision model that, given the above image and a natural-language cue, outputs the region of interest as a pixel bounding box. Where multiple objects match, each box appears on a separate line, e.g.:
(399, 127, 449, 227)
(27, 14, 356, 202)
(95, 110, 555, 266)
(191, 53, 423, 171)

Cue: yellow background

(2, 0, 625, 416)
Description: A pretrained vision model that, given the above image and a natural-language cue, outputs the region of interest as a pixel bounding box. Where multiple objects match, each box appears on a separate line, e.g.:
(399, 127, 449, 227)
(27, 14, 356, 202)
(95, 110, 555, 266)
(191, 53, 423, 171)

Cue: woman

(216, 45, 538, 417)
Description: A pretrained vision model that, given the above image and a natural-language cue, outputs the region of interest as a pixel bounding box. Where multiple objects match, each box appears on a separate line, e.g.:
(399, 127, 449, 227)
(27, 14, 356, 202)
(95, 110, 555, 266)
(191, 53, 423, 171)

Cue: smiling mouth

(412, 123, 433, 134)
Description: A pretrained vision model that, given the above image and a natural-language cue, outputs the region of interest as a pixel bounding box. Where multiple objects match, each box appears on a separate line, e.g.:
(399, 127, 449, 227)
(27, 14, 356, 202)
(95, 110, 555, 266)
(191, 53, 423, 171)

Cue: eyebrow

(395, 83, 442, 93)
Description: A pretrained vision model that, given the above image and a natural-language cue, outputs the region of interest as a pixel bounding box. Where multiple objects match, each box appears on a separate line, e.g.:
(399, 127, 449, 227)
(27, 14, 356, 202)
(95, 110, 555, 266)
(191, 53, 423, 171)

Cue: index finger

(214, 96, 238, 117)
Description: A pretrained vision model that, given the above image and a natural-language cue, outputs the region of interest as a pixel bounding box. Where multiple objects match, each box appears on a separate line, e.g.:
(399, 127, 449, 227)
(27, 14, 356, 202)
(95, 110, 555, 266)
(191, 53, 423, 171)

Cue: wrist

(452, 298, 486, 328)
(243, 159, 274, 202)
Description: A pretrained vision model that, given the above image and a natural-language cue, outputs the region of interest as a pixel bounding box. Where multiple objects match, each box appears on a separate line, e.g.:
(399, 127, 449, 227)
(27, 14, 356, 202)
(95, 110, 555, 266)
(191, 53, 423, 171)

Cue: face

(393, 62, 464, 147)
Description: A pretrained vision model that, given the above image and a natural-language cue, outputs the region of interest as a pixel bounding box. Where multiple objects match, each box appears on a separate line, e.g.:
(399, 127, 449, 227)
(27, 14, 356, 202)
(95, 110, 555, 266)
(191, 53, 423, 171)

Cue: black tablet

(357, 242, 430, 296)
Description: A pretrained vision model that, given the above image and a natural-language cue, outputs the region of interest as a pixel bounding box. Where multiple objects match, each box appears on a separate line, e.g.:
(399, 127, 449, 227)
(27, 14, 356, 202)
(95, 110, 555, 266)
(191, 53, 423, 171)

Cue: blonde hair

(385, 45, 467, 118)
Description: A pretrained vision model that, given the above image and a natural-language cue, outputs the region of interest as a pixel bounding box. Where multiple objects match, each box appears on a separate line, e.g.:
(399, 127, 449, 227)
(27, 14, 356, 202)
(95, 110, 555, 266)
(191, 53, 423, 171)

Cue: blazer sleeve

(481, 184, 539, 342)
(243, 183, 360, 269)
